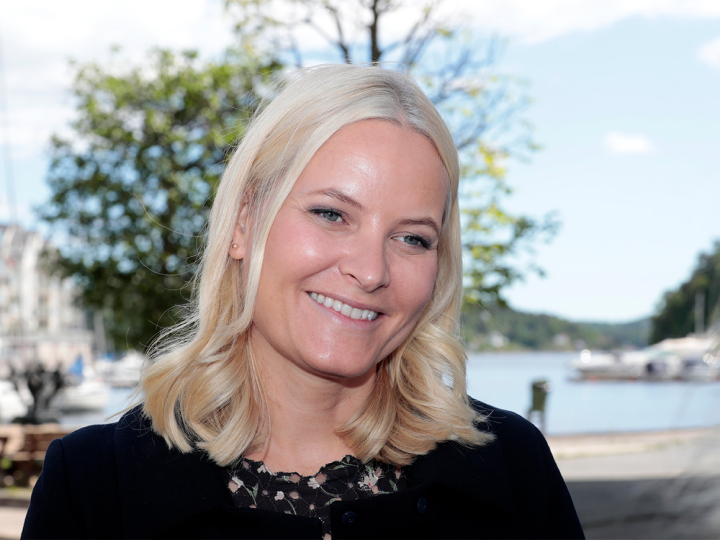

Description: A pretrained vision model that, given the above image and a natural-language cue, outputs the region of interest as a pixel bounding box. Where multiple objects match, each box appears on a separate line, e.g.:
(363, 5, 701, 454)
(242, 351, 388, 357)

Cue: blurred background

(0, 1, 719, 538)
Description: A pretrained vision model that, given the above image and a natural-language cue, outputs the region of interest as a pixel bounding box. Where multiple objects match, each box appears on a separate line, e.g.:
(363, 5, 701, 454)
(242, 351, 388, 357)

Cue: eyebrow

(309, 188, 441, 235)
(398, 218, 440, 235)
(308, 189, 364, 210)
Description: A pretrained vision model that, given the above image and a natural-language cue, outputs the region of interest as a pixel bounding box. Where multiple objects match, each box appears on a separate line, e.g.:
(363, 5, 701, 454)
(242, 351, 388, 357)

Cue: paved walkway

(0, 504, 27, 540)
(553, 426, 720, 539)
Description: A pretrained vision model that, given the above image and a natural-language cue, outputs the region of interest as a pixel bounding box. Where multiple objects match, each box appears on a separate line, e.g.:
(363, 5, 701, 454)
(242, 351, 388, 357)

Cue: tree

(226, 0, 558, 306)
(650, 240, 720, 344)
(39, 48, 280, 351)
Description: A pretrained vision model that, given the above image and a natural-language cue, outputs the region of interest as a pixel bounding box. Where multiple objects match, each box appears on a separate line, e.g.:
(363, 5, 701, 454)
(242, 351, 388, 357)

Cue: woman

(23, 64, 583, 539)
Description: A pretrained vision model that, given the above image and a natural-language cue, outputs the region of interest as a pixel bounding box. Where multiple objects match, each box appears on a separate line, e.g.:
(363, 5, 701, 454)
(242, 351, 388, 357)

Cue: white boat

(570, 349, 650, 380)
(648, 336, 718, 381)
(682, 352, 720, 381)
(571, 335, 719, 381)
(643, 350, 683, 380)
(54, 363, 111, 413)
(0, 379, 28, 422)
(95, 351, 144, 388)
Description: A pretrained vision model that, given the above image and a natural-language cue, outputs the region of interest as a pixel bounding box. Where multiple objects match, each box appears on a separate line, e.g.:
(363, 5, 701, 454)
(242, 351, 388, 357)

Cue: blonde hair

(141, 64, 493, 467)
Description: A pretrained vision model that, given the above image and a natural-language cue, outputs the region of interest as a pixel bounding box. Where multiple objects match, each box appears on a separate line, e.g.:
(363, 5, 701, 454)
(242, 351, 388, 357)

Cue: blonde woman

(23, 65, 583, 539)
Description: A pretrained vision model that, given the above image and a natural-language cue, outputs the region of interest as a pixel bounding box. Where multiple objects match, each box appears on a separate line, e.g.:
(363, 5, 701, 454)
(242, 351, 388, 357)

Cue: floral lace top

(226, 455, 408, 539)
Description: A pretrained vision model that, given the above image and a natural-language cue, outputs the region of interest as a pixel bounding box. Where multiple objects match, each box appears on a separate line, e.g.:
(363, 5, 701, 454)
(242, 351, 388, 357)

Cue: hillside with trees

(462, 303, 650, 351)
(650, 240, 720, 344)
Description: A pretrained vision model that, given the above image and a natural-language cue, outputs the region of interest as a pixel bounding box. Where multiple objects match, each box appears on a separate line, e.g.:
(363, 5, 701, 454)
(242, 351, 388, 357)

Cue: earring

(232, 243, 238, 250)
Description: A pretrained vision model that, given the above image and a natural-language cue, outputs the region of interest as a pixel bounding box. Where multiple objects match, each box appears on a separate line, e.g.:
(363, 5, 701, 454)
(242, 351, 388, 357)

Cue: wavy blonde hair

(141, 64, 494, 467)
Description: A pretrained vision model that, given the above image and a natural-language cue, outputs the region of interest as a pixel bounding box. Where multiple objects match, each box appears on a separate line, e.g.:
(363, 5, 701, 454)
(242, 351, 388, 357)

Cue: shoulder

(23, 406, 208, 539)
(471, 398, 551, 458)
(410, 399, 584, 539)
(52, 406, 154, 465)
(411, 398, 552, 493)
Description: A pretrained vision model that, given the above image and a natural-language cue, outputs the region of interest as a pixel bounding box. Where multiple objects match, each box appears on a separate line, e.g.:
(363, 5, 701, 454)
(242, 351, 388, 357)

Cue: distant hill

(461, 304, 650, 351)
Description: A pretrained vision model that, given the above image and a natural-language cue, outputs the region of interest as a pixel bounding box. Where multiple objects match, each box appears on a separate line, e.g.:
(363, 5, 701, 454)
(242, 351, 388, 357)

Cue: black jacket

(22, 401, 583, 539)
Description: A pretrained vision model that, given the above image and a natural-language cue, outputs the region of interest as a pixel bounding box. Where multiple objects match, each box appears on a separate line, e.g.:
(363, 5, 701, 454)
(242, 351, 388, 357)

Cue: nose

(339, 237, 390, 292)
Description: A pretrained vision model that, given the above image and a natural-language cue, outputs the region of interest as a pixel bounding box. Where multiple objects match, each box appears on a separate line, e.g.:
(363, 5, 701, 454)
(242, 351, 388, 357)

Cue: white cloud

(698, 36, 720, 68)
(449, 0, 720, 43)
(604, 131, 653, 154)
(1, 0, 236, 163)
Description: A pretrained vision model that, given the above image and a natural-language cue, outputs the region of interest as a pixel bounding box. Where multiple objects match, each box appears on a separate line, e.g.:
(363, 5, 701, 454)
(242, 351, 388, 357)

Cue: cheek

(265, 217, 325, 266)
(401, 258, 439, 318)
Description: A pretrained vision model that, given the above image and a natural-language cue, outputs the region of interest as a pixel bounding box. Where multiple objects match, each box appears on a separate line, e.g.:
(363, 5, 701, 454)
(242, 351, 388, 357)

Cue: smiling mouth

(309, 292, 379, 321)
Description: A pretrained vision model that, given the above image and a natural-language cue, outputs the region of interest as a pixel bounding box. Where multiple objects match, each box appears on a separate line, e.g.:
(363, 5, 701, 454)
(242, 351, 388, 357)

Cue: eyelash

(310, 208, 344, 222)
(310, 207, 432, 250)
(400, 235, 431, 249)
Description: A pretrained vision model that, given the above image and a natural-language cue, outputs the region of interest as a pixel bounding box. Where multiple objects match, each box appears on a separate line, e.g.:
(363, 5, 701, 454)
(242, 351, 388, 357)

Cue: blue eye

(401, 235, 430, 249)
(311, 208, 343, 223)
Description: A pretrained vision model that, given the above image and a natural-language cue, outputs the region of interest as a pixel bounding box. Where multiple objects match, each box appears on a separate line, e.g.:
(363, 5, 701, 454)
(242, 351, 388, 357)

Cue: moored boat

(571, 335, 719, 381)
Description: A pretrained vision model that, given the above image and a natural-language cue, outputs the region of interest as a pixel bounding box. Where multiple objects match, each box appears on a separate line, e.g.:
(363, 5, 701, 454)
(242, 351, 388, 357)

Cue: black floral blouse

(226, 455, 408, 539)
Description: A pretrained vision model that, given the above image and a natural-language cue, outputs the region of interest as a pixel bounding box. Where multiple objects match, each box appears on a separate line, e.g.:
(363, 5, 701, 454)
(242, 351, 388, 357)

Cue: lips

(309, 292, 379, 321)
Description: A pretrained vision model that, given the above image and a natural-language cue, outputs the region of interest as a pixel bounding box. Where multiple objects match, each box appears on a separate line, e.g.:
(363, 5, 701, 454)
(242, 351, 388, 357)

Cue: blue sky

(1, 0, 719, 323)
(499, 16, 720, 321)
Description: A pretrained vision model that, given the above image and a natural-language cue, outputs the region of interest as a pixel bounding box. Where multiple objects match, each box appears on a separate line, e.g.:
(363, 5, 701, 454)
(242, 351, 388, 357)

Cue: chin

(307, 356, 380, 382)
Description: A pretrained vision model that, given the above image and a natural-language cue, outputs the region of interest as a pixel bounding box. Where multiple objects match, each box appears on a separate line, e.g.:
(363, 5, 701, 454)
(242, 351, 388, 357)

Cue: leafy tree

(226, 0, 558, 306)
(650, 240, 720, 344)
(39, 48, 280, 351)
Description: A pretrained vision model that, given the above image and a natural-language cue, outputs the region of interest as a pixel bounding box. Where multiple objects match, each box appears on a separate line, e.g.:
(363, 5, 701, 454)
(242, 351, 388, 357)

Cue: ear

(228, 201, 250, 260)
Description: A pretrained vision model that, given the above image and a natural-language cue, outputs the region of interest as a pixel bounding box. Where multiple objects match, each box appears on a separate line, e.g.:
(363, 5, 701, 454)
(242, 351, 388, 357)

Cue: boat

(682, 352, 720, 381)
(95, 351, 144, 388)
(570, 349, 650, 380)
(571, 335, 719, 381)
(643, 350, 683, 380)
(648, 336, 718, 381)
(53, 359, 111, 413)
(0, 379, 28, 422)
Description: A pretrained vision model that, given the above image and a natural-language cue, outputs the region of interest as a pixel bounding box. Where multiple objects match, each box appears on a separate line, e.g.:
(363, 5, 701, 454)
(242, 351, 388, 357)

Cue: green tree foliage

(650, 240, 720, 344)
(226, 0, 558, 306)
(39, 49, 280, 351)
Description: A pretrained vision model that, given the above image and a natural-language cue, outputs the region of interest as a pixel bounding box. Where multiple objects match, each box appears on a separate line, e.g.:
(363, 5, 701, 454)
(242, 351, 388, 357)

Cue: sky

(1, 0, 719, 323)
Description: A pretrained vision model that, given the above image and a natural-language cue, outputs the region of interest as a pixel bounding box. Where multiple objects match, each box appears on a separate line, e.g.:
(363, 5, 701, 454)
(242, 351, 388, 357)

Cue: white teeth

(309, 293, 378, 321)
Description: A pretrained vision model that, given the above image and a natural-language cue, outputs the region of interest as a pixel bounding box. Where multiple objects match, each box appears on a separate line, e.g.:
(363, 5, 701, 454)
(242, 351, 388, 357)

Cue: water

(467, 351, 720, 435)
(61, 352, 720, 435)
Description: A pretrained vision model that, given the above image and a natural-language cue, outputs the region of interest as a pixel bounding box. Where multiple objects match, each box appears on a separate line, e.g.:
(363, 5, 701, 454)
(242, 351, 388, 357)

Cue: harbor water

(61, 351, 720, 435)
(467, 351, 720, 435)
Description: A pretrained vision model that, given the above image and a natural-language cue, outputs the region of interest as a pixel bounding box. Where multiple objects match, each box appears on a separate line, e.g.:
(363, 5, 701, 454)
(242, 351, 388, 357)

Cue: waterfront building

(0, 224, 92, 368)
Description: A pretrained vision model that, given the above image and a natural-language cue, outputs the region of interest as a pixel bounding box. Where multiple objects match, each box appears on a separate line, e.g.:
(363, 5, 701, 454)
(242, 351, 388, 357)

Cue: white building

(0, 224, 92, 368)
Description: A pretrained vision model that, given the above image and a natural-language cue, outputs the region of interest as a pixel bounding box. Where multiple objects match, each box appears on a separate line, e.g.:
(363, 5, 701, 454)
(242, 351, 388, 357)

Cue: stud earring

(232, 243, 238, 250)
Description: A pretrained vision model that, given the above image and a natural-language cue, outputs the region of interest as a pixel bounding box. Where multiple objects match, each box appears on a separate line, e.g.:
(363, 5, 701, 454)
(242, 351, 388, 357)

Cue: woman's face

(244, 120, 448, 383)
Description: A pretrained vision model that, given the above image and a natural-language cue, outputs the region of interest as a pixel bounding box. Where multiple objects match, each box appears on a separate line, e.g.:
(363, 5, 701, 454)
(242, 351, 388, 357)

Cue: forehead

(290, 120, 448, 211)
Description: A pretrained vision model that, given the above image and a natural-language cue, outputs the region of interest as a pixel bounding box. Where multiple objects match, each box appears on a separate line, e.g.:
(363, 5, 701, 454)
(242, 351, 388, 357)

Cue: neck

(247, 352, 377, 476)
